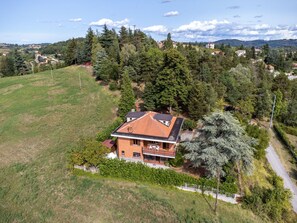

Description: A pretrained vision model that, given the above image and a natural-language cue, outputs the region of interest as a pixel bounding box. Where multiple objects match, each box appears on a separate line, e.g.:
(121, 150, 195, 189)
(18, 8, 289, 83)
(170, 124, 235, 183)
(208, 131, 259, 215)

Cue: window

(121, 151, 125, 156)
(132, 139, 140, 146)
(133, 152, 141, 158)
(163, 143, 170, 149)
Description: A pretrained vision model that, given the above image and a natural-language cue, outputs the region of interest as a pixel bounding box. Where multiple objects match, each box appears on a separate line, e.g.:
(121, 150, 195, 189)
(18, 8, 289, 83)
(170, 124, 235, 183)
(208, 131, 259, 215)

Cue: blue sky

(0, 0, 296, 44)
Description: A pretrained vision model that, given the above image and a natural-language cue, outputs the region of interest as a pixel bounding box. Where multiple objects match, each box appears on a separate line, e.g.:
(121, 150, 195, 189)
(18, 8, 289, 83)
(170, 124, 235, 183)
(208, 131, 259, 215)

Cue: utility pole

(270, 94, 276, 128)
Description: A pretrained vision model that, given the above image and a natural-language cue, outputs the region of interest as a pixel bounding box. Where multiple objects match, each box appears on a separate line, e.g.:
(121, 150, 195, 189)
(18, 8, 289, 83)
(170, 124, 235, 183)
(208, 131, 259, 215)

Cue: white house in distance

(205, 43, 215, 49)
(235, 50, 246, 57)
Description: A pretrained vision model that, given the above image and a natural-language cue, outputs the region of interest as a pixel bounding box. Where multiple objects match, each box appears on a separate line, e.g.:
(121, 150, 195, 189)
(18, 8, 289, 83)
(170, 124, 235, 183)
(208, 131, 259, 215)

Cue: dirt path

(266, 145, 297, 213)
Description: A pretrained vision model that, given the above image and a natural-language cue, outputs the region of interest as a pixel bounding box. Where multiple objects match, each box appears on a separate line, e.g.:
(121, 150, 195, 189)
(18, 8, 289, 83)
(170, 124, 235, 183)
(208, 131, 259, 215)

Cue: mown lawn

(0, 66, 264, 223)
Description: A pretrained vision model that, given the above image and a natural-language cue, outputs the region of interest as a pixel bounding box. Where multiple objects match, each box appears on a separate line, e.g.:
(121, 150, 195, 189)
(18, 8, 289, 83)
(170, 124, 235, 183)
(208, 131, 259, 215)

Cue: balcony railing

(142, 147, 176, 158)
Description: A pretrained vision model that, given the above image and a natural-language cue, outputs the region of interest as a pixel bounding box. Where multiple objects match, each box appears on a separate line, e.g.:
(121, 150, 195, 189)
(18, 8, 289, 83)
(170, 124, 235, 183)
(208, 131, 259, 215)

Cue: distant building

(205, 43, 215, 49)
(266, 64, 275, 73)
(255, 48, 262, 55)
(211, 50, 224, 56)
(235, 50, 246, 57)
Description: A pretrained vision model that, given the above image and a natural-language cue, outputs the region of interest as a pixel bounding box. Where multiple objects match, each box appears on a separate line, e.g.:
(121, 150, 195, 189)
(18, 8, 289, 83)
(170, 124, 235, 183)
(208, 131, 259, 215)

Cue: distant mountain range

(211, 39, 297, 48)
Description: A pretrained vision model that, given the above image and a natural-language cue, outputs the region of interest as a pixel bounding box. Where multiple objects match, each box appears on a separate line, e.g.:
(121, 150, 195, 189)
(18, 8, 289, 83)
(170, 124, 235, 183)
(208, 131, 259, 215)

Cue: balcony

(142, 147, 176, 158)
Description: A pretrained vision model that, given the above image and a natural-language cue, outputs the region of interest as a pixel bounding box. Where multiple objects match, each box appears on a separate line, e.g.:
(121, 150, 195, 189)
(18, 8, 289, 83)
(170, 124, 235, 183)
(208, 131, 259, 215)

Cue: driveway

(266, 145, 297, 213)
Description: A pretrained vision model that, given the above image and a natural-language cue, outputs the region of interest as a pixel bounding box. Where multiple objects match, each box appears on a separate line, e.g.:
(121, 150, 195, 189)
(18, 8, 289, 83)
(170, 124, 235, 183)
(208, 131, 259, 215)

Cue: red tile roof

(117, 111, 177, 138)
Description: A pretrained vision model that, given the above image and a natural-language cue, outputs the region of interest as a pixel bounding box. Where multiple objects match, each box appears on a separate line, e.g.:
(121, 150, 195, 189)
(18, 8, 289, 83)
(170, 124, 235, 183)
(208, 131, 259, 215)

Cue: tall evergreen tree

(155, 49, 192, 112)
(0, 55, 15, 77)
(82, 27, 94, 63)
(163, 33, 173, 50)
(14, 49, 29, 75)
(183, 112, 255, 212)
(65, 38, 78, 65)
(118, 70, 135, 119)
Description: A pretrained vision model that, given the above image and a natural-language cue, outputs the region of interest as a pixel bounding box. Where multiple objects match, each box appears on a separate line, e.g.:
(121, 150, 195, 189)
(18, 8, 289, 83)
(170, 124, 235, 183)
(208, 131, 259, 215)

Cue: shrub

(68, 138, 110, 167)
(243, 175, 292, 222)
(168, 151, 184, 167)
(245, 124, 269, 160)
(96, 118, 122, 142)
(274, 123, 297, 161)
(280, 123, 297, 137)
(182, 119, 197, 131)
(109, 81, 118, 91)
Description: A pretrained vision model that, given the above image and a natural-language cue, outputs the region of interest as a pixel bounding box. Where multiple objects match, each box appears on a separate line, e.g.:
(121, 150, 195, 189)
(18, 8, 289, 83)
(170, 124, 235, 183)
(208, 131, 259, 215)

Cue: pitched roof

(112, 111, 183, 142)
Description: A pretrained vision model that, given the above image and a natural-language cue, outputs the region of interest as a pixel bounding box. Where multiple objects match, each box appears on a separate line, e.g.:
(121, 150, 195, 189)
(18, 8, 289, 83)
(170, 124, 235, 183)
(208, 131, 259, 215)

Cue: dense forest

(1, 26, 297, 127)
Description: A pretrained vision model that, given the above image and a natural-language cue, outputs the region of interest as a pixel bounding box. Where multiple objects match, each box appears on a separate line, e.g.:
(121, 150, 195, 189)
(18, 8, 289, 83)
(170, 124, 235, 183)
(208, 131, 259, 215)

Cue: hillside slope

(0, 66, 264, 223)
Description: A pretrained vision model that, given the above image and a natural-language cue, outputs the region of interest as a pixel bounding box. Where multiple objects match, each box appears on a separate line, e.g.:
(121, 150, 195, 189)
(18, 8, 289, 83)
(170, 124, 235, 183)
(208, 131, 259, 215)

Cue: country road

(266, 145, 297, 213)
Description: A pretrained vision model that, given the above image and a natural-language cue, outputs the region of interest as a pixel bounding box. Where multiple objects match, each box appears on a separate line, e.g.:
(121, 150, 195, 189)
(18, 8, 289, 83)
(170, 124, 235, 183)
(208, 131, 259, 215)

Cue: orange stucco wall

(117, 138, 175, 160)
(117, 138, 144, 159)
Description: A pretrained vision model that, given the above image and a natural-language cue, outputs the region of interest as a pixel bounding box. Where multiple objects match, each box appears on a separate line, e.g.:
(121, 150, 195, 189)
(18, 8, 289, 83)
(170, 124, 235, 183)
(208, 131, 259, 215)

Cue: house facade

(111, 111, 184, 165)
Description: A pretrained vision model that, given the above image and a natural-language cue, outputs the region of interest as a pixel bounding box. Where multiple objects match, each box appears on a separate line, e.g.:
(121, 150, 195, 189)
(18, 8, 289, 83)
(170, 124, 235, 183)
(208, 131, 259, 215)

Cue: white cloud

(69, 18, 82, 22)
(174, 19, 230, 32)
(164, 11, 179, 17)
(89, 18, 129, 28)
(143, 25, 168, 33)
(168, 20, 297, 41)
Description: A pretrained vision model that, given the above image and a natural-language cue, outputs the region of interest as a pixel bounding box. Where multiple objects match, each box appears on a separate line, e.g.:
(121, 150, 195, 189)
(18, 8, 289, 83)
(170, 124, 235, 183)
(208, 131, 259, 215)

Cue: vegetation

(243, 174, 294, 222)
(246, 124, 269, 160)
(118, 70, 135, 119)
(182, 119, 197, 131)
(274, 123, 297, 161)
(183, 112, 255, 212)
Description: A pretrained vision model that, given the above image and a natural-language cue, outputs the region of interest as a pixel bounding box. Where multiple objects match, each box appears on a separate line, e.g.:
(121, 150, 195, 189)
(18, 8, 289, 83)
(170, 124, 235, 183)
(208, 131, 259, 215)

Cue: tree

(82, 27, 94, 63)
(188, 81, 217, 121)
(91, 36, 102, 65)
(93, 47, 112, 82)
(285, 81, 297, 126)
(143, 82, 157, 111)
(118, 70, 135, 119)
(0, 55, 15, 77)
(65, 38, 78, 65)
(183, 112, 255, 212)
(155, 49, 192, 112)
(119, 26, 129, 47)
(163, 33, 173, 49)
(14, 49, 29, 75)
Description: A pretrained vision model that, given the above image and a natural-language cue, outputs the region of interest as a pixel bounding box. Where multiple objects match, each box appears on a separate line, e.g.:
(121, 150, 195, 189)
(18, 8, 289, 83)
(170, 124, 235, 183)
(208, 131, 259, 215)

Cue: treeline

(33, 26, 297, 127)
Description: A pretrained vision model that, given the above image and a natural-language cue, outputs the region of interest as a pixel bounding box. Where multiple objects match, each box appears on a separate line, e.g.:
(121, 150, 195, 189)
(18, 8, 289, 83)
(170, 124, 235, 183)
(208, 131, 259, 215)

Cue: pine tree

(183, 112, 255, 212)
(14, 49, 29, 75)
(163, 33, 173, 50)
(93, 48, 111, 82)
(143, 82, 157, 111)
(91, 36, 102, 65)
(82, 27, 94, 63)
(118, 70, 135, 119)
(65, 38, 78, 65)
(119, 26, 129, 47)
(155, 49, 192, 112)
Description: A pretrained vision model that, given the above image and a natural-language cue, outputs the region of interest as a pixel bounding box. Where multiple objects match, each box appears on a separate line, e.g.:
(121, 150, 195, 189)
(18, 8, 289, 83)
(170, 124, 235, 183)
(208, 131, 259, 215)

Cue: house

(211, 50, 224, 56)
(111, 111, 184, 165)
(235, 50, 246, 57)
(205, 43, 215, 49)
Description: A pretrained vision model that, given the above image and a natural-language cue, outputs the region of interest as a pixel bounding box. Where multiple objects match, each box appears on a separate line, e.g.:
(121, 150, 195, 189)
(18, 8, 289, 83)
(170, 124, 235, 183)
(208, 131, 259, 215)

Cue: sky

(0, 0, 297, 44)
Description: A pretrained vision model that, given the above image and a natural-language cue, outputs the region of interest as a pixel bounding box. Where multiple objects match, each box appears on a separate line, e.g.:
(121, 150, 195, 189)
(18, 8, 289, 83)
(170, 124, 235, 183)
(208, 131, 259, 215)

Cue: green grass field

(0, 66, 265, 223)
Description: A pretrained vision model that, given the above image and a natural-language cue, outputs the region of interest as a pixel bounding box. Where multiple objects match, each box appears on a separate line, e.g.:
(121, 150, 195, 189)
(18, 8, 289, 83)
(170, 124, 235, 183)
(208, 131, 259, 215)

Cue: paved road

(266, 145, 297, 213)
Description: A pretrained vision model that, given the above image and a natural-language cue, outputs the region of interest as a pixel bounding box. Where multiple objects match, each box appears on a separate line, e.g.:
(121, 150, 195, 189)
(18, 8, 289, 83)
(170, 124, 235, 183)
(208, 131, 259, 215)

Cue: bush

(109, 81, 118, 91)
(243, 175, 292, 222)
(245, 124, 269, 160)
(96, 118, 123, 142)
(168, 151, 184, 167)
(274, 123, 297, 161)
(95, 158, 238, 194)
(280, 123, 297, 137)
(182, 119, 197, 131)
(68, 138, 110, 168)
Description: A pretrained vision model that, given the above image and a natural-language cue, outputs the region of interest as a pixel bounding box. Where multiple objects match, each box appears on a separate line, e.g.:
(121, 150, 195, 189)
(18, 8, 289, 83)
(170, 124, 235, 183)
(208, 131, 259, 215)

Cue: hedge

(97, 158, 238, 195)
(274, 123, 297, 161)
